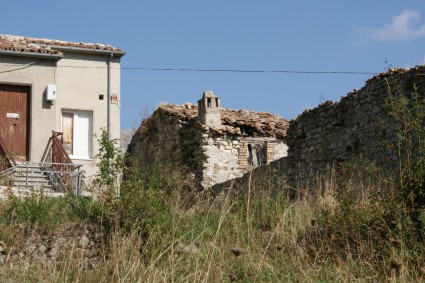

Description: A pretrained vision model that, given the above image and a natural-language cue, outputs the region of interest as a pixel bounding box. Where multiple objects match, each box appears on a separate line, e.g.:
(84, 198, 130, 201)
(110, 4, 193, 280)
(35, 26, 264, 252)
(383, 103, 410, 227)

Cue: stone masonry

(127, 91, 289, 189)
(286, 66, 425, 189)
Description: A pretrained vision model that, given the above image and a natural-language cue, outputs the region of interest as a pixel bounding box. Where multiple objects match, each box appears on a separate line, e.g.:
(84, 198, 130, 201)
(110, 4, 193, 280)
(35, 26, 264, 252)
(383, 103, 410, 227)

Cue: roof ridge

(145, 102, 289, 138)
(0, 34, 125, 55)
(160, 103, 286, 121)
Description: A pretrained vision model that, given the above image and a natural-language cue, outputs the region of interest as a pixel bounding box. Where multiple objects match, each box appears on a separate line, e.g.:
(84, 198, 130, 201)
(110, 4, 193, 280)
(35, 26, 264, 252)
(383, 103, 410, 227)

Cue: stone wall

(210, 157, 288, 197)
(0, 223, 104, 270)
(126, 108, 204, 182)
(200, 135, 287, 188)
(126, 105, 289, 189)
(270, 140, 288, 160)
(201, 134, 242, 188)
(286, 66, 425, 189)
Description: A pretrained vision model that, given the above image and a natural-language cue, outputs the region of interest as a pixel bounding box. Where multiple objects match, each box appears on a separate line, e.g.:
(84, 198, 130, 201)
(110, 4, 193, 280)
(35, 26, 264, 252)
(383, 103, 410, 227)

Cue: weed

(2, 80, 425, 281)
(94, 128, 124, 191)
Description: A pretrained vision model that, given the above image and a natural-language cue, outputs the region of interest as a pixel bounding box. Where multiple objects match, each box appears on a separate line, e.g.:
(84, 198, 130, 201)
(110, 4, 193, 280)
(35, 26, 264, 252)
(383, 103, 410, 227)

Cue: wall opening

(248, 143, 266, 167)
(61, 110, 93, 159)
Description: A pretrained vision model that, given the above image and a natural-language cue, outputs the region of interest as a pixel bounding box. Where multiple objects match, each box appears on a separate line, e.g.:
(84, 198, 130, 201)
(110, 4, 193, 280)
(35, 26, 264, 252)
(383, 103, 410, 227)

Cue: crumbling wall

(286, 66, 425, 188)
(201, 134, 287, 188)
(270, 140, 288, 160)
(210, 157, 288, 197)
(127, 105, 289, 189)
(200, 134, 242, 188)
(126, 108, 204, 182)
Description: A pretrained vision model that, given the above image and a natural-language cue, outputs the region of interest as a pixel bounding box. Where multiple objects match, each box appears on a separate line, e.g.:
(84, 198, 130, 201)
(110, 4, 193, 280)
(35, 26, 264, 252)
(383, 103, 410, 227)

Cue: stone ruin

(126, 91, 289, 188)
(286, 65, 425, 189)
(127, 65, 425, 191)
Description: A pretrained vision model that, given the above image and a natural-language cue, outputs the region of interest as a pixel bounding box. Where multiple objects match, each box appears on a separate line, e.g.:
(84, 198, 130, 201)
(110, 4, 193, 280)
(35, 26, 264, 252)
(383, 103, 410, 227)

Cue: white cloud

(357, 10, 425, 42)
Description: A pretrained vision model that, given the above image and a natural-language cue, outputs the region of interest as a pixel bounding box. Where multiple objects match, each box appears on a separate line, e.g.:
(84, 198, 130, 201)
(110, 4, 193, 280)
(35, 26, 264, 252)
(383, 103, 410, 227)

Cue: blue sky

(2, 1, 425, 128)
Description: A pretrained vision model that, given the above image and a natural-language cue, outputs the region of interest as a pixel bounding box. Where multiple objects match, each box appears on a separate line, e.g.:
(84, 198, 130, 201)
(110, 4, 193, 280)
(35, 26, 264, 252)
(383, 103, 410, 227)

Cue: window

(248, 143, 266, 167)
(62, 110, 92, 159)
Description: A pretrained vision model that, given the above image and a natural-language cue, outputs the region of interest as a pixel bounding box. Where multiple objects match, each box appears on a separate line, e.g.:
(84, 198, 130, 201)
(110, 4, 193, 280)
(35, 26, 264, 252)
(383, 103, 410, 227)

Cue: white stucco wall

(273, 140, 289, 160)
(0, 51, 122, 179)
(55, 52, 121, 178)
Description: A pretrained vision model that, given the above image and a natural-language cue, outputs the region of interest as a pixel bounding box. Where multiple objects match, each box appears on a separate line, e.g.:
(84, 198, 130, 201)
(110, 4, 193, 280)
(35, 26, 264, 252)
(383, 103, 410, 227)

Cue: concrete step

(13, 174, 51, 186)
(14, 182, 52, 188)
(14, 179, 50, 182)
(13, 174, 50, 180)
(12, 165, 54, 190)
(14, 170, 46, 176)
(0, 186, 65, 200)
(13, 175, 50, 181)
(14, 184, 53, 190)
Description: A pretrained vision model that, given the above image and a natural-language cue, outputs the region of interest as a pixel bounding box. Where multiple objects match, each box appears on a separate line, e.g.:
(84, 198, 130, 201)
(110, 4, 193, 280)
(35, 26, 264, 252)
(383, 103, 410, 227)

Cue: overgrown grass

(0, 193, 101, 230)
(1, 165, 425, 282)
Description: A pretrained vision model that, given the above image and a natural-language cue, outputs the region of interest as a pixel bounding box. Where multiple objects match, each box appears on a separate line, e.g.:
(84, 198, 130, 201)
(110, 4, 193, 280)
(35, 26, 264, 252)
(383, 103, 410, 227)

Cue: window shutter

(62, 113, 74, 155)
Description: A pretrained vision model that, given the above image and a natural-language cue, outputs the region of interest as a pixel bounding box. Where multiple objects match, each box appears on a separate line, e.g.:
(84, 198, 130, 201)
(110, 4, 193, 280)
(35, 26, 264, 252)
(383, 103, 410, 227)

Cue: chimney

(197, 90, 221, 126)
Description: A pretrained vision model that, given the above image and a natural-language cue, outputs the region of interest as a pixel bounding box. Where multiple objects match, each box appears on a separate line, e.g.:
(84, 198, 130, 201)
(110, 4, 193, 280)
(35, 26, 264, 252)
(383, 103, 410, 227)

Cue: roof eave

(0, 50, 64, 60)
(49, 45, 126, 57)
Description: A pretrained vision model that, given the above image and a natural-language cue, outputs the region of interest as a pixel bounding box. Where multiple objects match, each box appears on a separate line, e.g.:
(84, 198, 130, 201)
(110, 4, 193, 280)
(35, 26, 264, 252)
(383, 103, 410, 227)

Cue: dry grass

(0, 169, 424, 282)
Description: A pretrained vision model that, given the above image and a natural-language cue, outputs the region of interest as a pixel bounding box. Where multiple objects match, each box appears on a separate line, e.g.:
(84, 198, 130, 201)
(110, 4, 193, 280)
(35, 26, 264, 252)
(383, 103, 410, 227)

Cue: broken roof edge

(158, 103, 286, 119)
(151, 103, 289, 138)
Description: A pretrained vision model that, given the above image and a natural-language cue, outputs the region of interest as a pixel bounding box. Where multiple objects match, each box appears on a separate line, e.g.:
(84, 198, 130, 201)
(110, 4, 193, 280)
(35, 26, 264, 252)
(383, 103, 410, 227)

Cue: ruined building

(127, 91, 289, 188)
(286, 65, 425, 189)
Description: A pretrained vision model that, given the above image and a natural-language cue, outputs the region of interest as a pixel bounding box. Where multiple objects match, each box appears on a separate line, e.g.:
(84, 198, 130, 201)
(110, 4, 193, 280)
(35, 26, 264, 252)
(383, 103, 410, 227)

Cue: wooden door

(0, 84, 30, 162)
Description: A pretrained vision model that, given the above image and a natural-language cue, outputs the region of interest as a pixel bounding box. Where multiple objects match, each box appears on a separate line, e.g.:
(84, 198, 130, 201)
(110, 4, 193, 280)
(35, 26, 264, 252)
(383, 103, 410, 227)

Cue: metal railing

(50, 131, 75, 187)
(0, 167, 15, 187)
(0, 135, 16, 172)
(0, 131, 85, 195)
(0, 162, 84, 195)
(10, 162, 84, 195)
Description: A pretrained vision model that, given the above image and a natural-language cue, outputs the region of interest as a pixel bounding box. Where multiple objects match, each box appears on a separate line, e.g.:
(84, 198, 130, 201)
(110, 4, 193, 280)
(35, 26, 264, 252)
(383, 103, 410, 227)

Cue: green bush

(0, 193, 103, 230)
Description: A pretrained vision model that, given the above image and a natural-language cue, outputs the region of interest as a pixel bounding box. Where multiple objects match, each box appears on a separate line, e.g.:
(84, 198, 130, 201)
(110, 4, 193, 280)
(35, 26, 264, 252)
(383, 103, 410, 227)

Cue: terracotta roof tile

(0, 34, 124, 56)
(155, 103, 289, 138)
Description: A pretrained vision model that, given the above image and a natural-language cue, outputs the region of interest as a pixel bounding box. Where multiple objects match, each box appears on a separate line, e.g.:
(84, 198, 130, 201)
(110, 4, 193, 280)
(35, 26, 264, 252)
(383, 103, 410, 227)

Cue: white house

(0, 34, 125, 192)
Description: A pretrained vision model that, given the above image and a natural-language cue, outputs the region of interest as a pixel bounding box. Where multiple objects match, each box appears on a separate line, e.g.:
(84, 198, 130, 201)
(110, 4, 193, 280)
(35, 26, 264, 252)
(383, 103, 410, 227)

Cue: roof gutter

(0, 50, 63, 60)
(47, 45, 126, 57)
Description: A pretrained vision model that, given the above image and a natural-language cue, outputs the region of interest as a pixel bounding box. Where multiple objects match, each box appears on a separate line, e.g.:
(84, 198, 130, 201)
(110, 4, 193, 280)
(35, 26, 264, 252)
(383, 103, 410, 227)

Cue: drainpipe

(107, 53, 113, 140)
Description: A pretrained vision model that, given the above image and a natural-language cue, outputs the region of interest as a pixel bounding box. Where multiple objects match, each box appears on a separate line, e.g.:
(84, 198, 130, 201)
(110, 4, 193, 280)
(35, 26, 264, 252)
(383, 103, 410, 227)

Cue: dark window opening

(99, 94, 104, 100)
(207, 98, 211, 107)
(215, 98, 219, 107)
(248, 143, 266, 167)
(240, 126, 256, 136)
